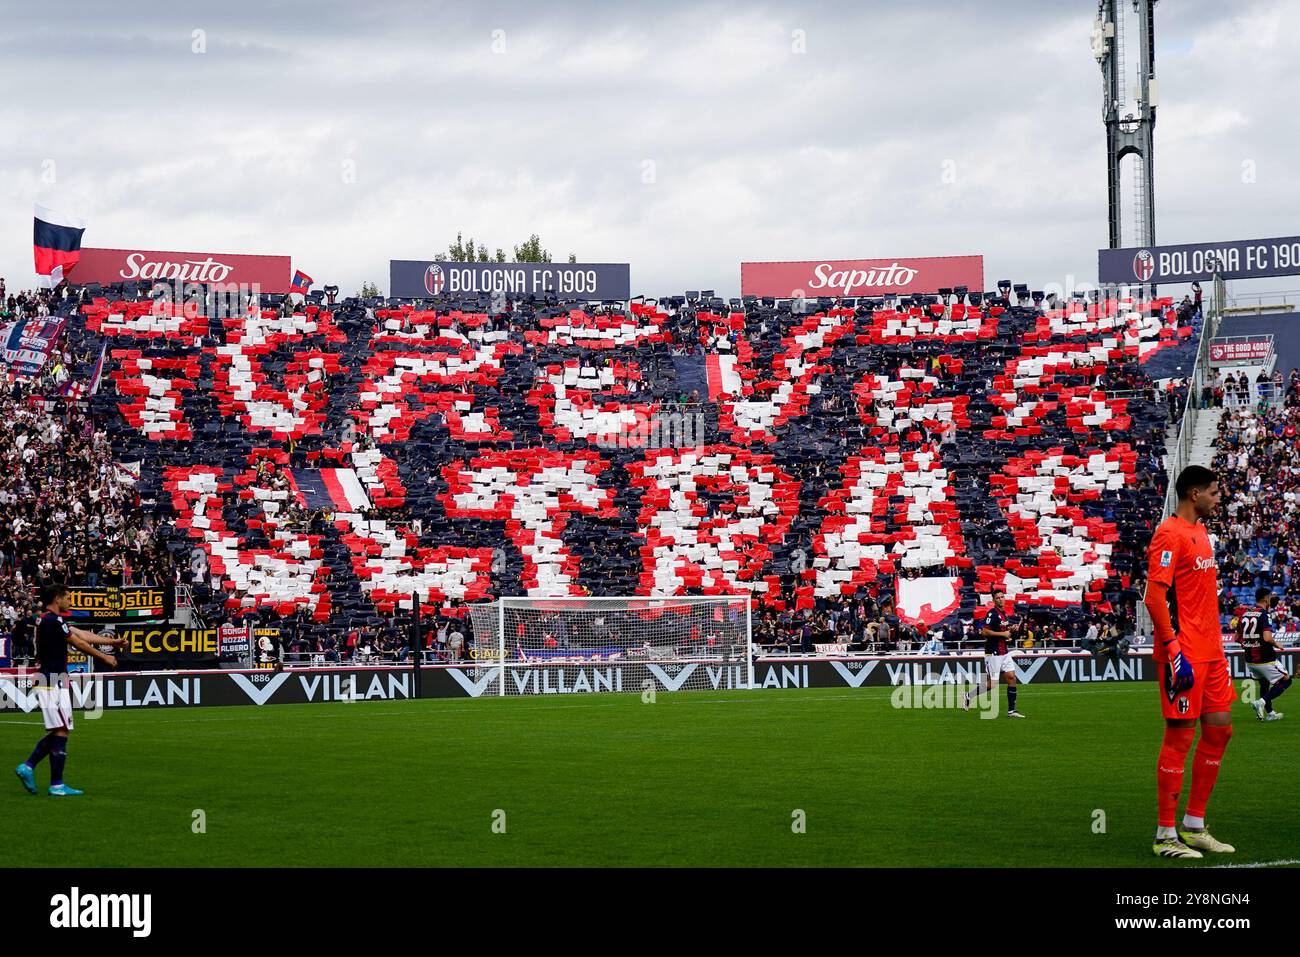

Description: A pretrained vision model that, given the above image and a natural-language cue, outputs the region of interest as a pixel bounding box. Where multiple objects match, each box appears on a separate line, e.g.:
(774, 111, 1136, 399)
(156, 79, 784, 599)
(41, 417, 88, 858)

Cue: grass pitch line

(1208, 858, 1300, 869)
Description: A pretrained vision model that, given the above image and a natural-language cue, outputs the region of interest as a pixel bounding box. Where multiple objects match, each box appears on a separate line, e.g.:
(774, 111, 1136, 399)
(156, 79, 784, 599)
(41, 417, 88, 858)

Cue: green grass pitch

(2, 682, 1295, 867)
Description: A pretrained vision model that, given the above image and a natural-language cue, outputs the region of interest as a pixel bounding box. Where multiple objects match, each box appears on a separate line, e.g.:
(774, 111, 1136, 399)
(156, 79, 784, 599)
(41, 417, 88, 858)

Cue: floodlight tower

(1094, 0, 1158, 251)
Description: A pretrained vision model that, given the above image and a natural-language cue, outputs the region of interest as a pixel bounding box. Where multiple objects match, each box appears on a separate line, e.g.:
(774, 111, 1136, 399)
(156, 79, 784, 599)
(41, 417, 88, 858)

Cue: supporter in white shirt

(918, 631, 945, 655)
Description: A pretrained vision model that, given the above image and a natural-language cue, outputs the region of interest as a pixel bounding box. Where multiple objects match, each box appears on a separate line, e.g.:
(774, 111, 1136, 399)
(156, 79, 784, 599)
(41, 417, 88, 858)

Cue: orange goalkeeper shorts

(1158, 657, 1237, 720)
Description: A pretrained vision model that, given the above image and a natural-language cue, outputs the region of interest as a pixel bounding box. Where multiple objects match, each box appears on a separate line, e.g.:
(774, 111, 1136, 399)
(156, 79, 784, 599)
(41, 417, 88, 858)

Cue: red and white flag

(705, 354, 741, 401)
(33, 205, 87, 287)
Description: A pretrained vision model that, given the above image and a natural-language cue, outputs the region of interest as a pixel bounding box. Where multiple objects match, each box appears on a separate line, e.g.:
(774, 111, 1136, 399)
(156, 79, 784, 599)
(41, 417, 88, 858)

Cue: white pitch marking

(1209, 858, 1300, 869)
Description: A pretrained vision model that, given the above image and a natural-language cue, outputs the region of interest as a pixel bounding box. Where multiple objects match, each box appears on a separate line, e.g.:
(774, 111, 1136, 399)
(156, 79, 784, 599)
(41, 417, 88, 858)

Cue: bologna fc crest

(423, 263, 445, 296)
(1132, 249, 1156, 282)
(1176, 695, 1190, 715)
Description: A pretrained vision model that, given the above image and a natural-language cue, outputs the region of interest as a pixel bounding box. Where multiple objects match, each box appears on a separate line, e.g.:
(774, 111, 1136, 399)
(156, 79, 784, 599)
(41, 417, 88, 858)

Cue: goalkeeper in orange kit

(1142, 465, 1236, 860)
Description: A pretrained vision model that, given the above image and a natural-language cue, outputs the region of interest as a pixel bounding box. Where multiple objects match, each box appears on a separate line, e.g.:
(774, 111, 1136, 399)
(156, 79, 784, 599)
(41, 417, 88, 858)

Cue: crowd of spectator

(1211, 395, 1300, 631)
(0, 394, 177, 660)
(1199, 367, 1292, 410)
(0, 278, 1194, 668)
(1, 282, 182, 657)
(751, 593, 1116, 656)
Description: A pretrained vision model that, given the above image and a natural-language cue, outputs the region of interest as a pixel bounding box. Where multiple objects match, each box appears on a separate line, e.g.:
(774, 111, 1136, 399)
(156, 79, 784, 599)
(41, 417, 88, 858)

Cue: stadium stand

(0, 284, 180, 661)
(1211, 388, 1300, 635)
(2, 279, 1203, 663)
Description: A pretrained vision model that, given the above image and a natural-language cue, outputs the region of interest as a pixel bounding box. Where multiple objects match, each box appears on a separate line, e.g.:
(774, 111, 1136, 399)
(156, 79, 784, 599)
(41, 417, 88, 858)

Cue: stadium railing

(755, 640, 1090, 657)
(1137, 274, 1225, 638)
(1221, 382, 1287, 410)
(1222, 288, 1300, 314)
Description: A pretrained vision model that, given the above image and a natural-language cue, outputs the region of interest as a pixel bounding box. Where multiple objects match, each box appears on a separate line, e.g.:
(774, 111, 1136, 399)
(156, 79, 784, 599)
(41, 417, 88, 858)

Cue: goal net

(466, 596, 753, 695)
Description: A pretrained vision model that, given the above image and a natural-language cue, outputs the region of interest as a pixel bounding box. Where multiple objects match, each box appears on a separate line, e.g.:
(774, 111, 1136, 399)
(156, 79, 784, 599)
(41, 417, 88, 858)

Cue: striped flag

(705, 354, 742, 400)
(290, 270, 313, 295)
(60, 341, 107, 401)
(88, 341, 108, 395)
(289, 468, 371, 512)
(33, 205, 86, 287)
(123, 605, 167, 618)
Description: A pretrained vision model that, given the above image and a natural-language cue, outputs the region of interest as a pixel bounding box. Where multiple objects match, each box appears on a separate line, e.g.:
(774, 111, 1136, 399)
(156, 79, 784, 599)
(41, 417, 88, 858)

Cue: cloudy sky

(2, 0, 1297, 298)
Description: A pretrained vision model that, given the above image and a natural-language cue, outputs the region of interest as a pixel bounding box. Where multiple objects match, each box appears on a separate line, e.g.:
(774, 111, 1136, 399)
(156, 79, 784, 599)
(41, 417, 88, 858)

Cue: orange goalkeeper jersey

(1146, 515, 1223, 664)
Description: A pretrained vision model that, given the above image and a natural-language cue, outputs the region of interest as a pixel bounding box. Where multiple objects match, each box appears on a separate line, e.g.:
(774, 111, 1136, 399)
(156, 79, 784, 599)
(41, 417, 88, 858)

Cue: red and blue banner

(3, 317, 67, 379)
(291, 270, 314, 295)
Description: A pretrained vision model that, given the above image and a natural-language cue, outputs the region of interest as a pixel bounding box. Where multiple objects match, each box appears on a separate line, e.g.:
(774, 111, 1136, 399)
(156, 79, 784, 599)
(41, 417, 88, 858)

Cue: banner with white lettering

(741, 256, 984, 299)
(0, 651, 1284, 712)
(1099, 236, 1300, 284)
(1208, 337, 1272, 365)
(389, 260, 631, 300)
(75, 248, 292, 293)
(219, 624, 251, 658)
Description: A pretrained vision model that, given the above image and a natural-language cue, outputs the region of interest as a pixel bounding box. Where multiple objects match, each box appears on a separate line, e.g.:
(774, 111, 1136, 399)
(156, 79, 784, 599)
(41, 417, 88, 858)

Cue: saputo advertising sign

(1099, 235, 1300, 284)
(389, 260, 631, 301)
(740, 255, 985, 299)
(75, 248, 293, 293)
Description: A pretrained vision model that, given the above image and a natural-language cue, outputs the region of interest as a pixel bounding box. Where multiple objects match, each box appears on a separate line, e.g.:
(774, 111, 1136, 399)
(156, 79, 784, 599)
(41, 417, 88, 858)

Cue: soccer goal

(466, 596, 753, 696)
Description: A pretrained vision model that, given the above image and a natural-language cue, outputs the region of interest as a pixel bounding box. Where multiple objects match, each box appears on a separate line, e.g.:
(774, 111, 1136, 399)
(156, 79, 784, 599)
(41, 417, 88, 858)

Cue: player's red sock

(1185, 723, 1232, 821)
(1156, 726, 1195, 828)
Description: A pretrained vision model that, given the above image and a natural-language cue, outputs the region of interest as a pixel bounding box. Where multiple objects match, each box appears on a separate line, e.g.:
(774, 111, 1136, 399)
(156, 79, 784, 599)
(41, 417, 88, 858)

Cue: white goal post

(467, 596, 753, 696)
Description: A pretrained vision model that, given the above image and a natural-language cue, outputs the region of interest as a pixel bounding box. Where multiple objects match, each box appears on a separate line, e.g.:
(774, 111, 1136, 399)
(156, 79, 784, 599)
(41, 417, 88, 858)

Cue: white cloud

(1, 0, 1297, 298)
